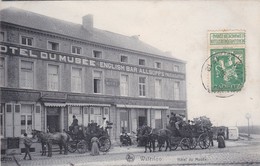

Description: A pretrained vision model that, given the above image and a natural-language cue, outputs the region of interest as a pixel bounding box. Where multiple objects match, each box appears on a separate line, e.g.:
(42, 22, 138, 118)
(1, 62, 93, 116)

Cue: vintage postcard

(0, 1, 260, 166)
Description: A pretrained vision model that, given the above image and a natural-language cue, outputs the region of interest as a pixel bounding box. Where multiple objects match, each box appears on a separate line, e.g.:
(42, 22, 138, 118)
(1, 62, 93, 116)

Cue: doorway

(138, 116, 146, 128)
(47, 107, 60, 133)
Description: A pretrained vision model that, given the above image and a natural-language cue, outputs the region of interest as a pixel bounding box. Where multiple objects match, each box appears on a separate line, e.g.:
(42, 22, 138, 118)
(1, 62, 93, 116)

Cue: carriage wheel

(189, 137, 197, 149)
(198, 133, 210, 149)
(99, 136, 111, 152)
(68, 141, 77, 153)
(77, 140, 88, 153)
(180, 138, 190, 150)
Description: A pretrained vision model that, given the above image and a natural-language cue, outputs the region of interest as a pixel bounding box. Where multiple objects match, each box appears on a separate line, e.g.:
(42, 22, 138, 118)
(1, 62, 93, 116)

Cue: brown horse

(32, 129, 70, 157)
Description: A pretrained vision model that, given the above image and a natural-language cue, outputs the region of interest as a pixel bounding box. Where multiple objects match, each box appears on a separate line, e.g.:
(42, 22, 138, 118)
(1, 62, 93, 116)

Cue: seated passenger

(175, 114, 184, 130)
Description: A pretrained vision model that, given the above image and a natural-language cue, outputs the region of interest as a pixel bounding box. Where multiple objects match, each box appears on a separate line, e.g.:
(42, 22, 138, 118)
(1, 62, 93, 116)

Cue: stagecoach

(66, 122, 112, 154)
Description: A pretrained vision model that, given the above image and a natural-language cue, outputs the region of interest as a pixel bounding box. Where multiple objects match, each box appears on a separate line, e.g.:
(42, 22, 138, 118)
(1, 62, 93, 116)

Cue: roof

(0, 7, 181, 60)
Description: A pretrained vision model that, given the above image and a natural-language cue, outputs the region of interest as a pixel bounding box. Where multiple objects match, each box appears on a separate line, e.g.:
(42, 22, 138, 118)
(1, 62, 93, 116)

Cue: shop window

(138, 77, 146, 97)
(48, 41, 59, 51)
(93, 50, 102, 59)
(120, 55, 128, 63)
(20, 60, 34, 89)
(71, 46, 82, 55)
(155, 79, 162, 99)
(0, 32, 4, 42)
(21, 105, 33, 136)
(174, 81, 180, 100)
(71, 67, 82, 93)
(90, 107, 102, 125)
(155, 62, 161, 69)
(155, 110, 162, 129)
(120, 111, 129, 133)
(93, 71, 102, 94)
(48, 64, 59, 91)
(120, 74, 129, 96)
(0, 57, 5, 87)
(21, 36, 33, 46)
(0, 105, 4, 137)
(139, 59, 145, 66)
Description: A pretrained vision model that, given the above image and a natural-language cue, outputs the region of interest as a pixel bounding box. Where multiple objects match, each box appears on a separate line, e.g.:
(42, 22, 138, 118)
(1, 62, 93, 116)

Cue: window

(0, 57, 5, 86)
(120, 110, 129, 133)
(93, 71, 102, 94)
(173, 65, 180, 72)
(20, 60, 34, 89)
(93, 50, 102, 58)
(120, 55, 128, 63)
(155, 110, 162, 129)
(21, 105, 33, 136)
(0, 105, 4, 137)
(174, 82, 180, 100)
(139, 77, 146, 97)
(48, 65, 59, 91)
(21, 36, 33, 46)
(120, 74, 129, 96)
(90, 107, 102, 125)
(72, 46, 82, 55)
(69, 107, 83, 125)
(155, 79, 162, 98)
(71, 67, 82, 93)
(139, 59, 145, 66)
(48, 41, 59, 51)
(155, 62, 161, 69)
(0, 32, 4, 42)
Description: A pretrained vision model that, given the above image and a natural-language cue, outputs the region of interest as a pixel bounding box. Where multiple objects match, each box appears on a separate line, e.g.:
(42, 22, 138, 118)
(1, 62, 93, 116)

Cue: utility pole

(245, 113, 251, 140)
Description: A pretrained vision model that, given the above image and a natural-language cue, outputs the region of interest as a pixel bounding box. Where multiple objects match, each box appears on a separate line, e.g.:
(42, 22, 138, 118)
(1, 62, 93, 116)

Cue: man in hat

(69, 115, 79, 133)
(175, 114, 184, 130)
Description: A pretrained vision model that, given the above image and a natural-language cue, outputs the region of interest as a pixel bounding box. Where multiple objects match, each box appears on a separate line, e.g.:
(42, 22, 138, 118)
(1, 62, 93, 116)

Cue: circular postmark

(126, 153, 135, 162)
(201, 50, 245, 98)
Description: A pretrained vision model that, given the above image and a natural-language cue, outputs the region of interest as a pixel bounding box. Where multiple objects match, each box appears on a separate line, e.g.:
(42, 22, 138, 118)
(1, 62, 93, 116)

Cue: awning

(44, 103, 66, 107)
(116, 104, 169, 109)
(66, 103, 111, 107)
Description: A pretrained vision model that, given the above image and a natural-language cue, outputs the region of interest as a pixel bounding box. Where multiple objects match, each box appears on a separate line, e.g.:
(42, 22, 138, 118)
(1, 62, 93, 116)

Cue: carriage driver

(175, 114, 184, 130)
(169, 112, 177, 127)
(69, 115, 79, 133)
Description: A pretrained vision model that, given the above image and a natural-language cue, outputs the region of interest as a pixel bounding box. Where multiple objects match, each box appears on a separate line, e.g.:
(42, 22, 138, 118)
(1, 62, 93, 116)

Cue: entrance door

(47, 107, 60, 133)
(138, 116, 146, 128)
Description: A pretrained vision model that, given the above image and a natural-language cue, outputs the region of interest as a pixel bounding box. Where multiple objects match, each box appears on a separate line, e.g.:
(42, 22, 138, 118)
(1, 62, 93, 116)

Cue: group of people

(169, 112, 186, 130)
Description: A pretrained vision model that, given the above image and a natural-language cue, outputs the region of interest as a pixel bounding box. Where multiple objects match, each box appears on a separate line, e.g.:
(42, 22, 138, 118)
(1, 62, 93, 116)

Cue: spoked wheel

(198, 133, 210, 149)
(180, 138, 190, 150)
(68, 141, 77, 153)
(189, 137, 197, 149)
(77, 140, 88, 153)
(99, 136, 111, 152)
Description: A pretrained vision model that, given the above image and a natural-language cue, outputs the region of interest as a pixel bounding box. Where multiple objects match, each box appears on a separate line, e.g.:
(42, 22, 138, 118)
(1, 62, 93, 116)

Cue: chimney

(82, 14, 93, 30)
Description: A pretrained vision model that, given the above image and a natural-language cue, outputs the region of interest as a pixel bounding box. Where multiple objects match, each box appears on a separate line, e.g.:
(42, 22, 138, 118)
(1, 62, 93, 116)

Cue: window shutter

(35, 105, 41, 130)
(5, 104, 13, 137)
(14, 104, 21, 137)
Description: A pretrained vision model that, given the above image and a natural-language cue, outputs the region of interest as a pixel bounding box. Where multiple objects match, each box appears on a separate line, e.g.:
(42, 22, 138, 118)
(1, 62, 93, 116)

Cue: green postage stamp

(202, 30, 246, 96)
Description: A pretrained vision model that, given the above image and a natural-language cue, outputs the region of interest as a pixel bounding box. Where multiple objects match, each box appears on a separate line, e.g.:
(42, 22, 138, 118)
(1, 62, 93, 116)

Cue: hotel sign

(0, 43, 185, 80)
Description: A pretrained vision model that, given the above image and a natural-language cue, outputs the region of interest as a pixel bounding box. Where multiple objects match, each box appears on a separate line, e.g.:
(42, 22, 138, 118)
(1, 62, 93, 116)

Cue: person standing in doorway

(23, 133, 32, 160)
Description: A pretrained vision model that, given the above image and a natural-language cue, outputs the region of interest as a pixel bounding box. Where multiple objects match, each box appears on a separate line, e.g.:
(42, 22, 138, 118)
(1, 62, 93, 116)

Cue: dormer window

(72, 46, 82, 55)
(120, 55, 128, 63)
(155, 62, 161, 69)
(93, 50, 102, 59)
(21, 36, 33, 46)
(48, 41, 59, 51)
(139, 59, 145, 66)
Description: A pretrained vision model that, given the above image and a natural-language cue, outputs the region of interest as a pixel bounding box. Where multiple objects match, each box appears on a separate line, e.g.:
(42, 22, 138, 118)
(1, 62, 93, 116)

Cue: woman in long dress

(90, 137, 100, 156)
(217, 129, 226, 148)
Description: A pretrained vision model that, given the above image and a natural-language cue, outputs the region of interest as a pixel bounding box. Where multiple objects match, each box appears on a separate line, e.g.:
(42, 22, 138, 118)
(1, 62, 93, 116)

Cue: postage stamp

(201, 30, 246, 97)
(210, 48, 245, 92)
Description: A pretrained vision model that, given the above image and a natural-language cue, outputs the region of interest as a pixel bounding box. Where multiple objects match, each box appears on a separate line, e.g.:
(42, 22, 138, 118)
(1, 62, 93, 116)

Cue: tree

(193, 116, 213, 130)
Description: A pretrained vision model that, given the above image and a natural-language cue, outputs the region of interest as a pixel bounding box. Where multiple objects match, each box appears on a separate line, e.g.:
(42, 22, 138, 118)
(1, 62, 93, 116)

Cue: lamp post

(245, 113, 251, 140)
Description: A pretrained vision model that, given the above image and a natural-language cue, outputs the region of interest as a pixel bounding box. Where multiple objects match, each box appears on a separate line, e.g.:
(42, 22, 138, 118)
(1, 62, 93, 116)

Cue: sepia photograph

(0, 1, 260, 165)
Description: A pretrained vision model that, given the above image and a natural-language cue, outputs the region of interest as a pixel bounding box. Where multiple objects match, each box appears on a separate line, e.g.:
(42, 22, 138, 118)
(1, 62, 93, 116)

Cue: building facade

(0, 8, 187, 154)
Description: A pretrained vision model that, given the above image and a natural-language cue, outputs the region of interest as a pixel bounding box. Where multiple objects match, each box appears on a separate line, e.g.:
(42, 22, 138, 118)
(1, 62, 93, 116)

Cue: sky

(1, 1, 260, 127)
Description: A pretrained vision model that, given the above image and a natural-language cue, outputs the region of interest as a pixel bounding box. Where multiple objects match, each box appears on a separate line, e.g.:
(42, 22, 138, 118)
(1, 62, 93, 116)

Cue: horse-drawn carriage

(66, 122, 112, 153)
(136, 119, 211, 152)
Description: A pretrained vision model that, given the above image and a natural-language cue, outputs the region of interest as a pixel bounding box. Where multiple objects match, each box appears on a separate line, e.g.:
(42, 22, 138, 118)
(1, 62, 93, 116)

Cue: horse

(32, 129, 70, 157)
(137, 126, 157, 153)
(156, 128, 173, 151)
